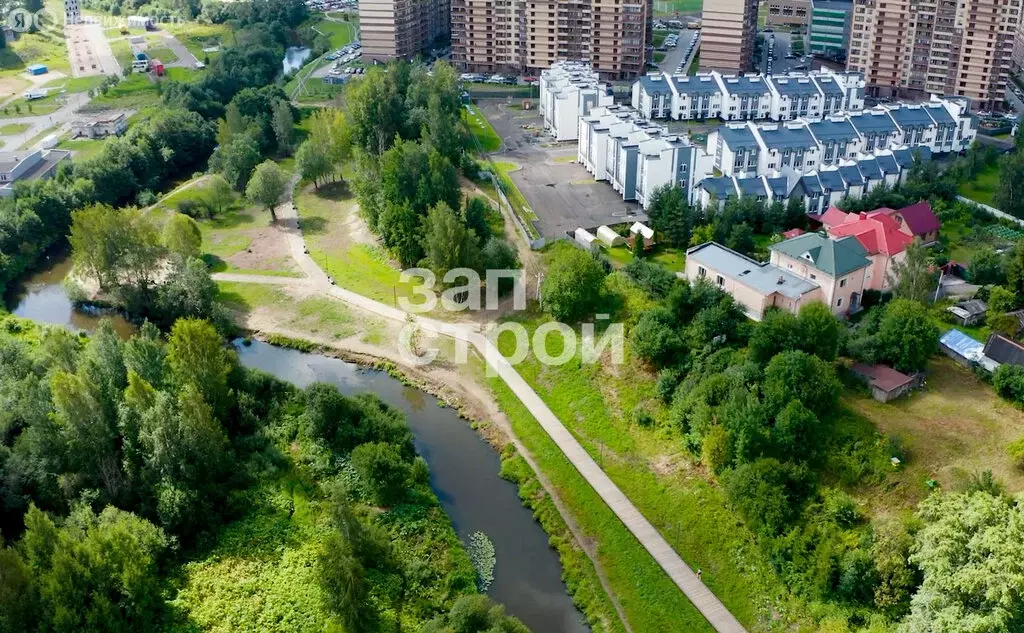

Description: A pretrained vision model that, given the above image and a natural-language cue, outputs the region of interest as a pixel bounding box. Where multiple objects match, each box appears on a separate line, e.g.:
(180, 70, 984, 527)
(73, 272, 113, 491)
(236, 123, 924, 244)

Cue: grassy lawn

(163, 67, 203, 83)
(653, 0, 703, 15)
(3, 27, 69, 73)
(85, 74, 161, 109)
(40, 75, 106, 94)
(17, 124, 59, 150)
(842, 357, 1024, 512)
(604, 243, 686, 273)
(314, 19, 356, 49)
(958, 162, 1000, 207)
(0, 122, 28, 135)
(653, 52, 667, 63)
(687, 53, 700, 75)
(164, 22, 231, 61)
(57, 137, 108, 161)
(464, 104, 502, 153)
(145, 46, 178, 64)
(488, 161, 540, 238)
(294, 181, 428, 307)
(0, 95, 61, 118)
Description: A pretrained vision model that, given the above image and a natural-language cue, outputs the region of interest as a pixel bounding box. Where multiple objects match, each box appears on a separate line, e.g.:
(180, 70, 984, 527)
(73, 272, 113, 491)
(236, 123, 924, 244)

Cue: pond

(283, 46, 312, 74)
(6, 264, 590, 633)
(5, 255, 135, 338)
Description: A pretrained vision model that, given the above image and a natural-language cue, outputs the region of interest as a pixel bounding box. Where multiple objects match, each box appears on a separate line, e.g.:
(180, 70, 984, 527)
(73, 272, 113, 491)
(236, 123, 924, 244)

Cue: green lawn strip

(145, 46, 179, 64)
(57, 138, 108, 161)
(17, 124, 59, 150)
(488, 161, 540, 238)
(163, 67, 203, 83)
(216, 280, 291, 312)
(85, 75, 161, 109)
(164, 22, 230, 61)
(0, 122, 28, 134)
(314, 19, 355, 48)
(486, 372, 717, 633)
(654, 0, 703, 14)
(464, 104, 502, 152)
(40, 75, 105, 93)
(687, 53, 700, 75)
(958, 162, 1000, 207)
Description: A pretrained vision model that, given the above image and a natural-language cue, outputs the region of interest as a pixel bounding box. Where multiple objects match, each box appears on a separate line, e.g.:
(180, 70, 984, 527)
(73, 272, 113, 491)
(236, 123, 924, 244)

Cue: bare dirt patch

(225, 225, 303, 275)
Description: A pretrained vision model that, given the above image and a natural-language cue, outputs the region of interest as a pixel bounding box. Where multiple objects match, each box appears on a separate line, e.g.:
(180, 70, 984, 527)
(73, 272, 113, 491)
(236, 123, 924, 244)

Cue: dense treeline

(0, 315, 526, 632)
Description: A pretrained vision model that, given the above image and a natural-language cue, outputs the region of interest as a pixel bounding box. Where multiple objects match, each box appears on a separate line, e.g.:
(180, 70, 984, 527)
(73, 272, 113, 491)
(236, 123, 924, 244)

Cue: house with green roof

(769, 232, 872, 315)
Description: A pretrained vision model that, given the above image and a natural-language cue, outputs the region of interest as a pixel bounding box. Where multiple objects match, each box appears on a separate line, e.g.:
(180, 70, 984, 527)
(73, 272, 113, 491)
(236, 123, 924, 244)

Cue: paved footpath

(213, 187, 748, 633)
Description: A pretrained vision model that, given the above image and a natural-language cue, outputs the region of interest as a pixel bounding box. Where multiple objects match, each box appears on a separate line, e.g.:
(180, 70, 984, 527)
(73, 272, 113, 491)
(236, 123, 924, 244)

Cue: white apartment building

(631, 68, 866, 121)
(577, 105, 715, 208)
(707, 96, 975, 178)
(539, 61, 616, 142)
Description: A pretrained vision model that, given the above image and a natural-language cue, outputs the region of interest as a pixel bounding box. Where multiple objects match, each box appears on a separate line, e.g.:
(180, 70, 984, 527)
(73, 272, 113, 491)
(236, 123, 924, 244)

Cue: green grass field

(315, 19, 356, 49)
(57, 137, 108, 161)
(164, 22, 231, 61)
(958, 162, 1000, 207)
(653, 0, 703, 15)
(0, 123, 29, 135)
(464, 105, 502, 153)
(86, 74, 161, 109)
(40, 75, 106, 94)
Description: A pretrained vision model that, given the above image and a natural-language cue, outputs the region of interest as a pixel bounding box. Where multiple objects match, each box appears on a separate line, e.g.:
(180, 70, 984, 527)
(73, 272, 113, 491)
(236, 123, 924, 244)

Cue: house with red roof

(878, 201, 941, 244)
(826, 211, 913, 291)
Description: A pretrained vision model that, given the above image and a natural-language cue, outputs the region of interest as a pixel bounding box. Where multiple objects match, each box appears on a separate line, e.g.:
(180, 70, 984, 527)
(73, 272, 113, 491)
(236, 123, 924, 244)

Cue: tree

(123, 321, 166, 389)
(271, 98, 294, 154)
(889, 240, 937, 304)
(996, 149, 1024, 219)
(541, 247, 607, 322)
(771, 399, 823, 462)
(245, 160, 287, 221)
(763, 350, 840, 416)
(378, 201, 425, 268)
(631, 307, 683, 366)
(306, 108, 351, 183)
(993, 364, 1024, 403)
(631, 231, 645, 258)
(1007, 241, 1024, 305)
(462, 197, 493, 245)
(988, 285, 1020, 336)
(351, 441, 411, 506)
(69, 205, 163, 291)
(295, 139, 334, 189)
(722, 458, 813, 537)
(876, 298, 938, 373)
(871, 517, 918, 618)
(318, 533, 376, 632)
(422, 202, 482, 277)
(689, 223, 715, 247)
(204, 174, 235, 217)
(903, 491, 1024, 633)
(797, 301, 841, 361)
(726, 222, 755, 256)
(968, 246, 1006, 285)
(166, 318, 231, 417)
(219, 133, 262, 191)
(162, 213, 202, 261)
(156, 257, 221, 325)
(748, 309, 802, 364)
(645, 184, 693, 246)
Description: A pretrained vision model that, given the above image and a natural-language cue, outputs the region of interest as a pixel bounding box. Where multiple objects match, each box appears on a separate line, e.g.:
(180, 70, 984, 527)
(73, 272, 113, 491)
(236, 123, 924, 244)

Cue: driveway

(155, 31, 199, 68)
(4, 92, 91, 150)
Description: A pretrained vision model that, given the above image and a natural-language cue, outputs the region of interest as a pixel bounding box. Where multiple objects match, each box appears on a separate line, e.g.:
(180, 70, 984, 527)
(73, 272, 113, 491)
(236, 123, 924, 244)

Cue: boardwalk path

(213, 186, 748, 633)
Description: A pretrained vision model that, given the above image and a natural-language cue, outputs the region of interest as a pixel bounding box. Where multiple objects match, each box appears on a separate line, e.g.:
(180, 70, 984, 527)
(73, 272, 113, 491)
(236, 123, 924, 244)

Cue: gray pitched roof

(838, 165, 865, 186)
(807, 118, 859, 143)
(876, 153, 900, 174)
(925, 104, 956, 126)
(759, 125, 817, 150)
(670, 75, 722, 96)
(770, 76, 821, 98)
(719, 125, 759, 150)
(813, 76, 845, 96)
(849, 111, 897, 135)
(888, 105, 936, 129)
(857, 158, 882, 180)
(721, 76, 770, 97)
(800, 173, 823, 194)
(687, 242, 819, 300)
(817, 169, 846, 191)
(737, 176, 767, 197)
(639, 74, 673, 95)
(766, 176, 790, 198)
(699, 176, 737, 198)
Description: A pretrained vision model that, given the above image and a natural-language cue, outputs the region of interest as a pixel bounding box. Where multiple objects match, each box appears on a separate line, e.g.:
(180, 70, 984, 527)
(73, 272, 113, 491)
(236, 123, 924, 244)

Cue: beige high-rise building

(848, 0, 1021, 110)
(699, 0, 759, 73)
(450, 0, 651, 79)
(360, 0, 450, 62)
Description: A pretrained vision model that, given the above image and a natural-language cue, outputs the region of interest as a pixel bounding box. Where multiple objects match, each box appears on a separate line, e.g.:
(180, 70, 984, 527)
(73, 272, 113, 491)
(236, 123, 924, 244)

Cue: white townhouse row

(538, 60, 616, 142)
(576, 105, 715, 209)
(630, 68, 866, 122)
(695, 146, 931, 215)
(707, 96, 975, 179)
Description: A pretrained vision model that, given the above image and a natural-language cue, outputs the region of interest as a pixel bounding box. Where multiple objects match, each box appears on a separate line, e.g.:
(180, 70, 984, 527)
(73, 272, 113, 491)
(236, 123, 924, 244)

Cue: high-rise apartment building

(699, 0, 759, 73)
(450, 0, 651, 79)
(360, 0, 449, 62)
(848, 0, 1022, 110)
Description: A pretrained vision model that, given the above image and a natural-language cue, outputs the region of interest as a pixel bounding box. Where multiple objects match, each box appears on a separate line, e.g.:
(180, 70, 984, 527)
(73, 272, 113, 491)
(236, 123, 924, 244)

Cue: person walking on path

(696, 569, 703, 583)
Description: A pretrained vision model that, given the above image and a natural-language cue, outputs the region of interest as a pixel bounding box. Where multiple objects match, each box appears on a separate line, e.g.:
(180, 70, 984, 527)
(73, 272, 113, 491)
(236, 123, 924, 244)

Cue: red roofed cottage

(827, 211, 913, 291)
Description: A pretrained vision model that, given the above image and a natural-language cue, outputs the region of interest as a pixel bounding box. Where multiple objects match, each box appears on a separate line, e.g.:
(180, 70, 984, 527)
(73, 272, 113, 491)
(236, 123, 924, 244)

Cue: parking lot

(478, 101, 647, 239)
(657, 28, 700, 74)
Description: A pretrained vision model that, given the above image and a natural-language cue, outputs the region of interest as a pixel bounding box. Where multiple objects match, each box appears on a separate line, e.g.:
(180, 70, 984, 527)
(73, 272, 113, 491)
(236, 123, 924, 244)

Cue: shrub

(993, 363, 1024, 403)
(631, 408, 655, 428)
(821, 488, 862, 527)
(701, 425, 733, 474)
(722, 458, 815, 537)
(1007, 435, 1024, 470)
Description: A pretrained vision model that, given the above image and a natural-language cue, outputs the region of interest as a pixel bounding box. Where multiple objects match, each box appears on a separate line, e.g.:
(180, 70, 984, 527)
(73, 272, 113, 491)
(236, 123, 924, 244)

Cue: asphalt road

(761, 31, 811, 75)
(657, 28, 699, 74)
(3, 92, 91, 150)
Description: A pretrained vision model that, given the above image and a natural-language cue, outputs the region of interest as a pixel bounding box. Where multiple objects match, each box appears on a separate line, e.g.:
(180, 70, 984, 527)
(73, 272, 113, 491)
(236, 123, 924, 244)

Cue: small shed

(573, 228, 599, 253)
(850, 363, 921, 403)
(629, 222, 655, 249)
(939, 329, 999, 372)
(596, 225, 624, 247)
(984, 334, 1024, 368)
(946, 299, 987, 326)
(151, 59, 164, 76)
(781, 228, 805, 239)
(26, 64, 47, 76)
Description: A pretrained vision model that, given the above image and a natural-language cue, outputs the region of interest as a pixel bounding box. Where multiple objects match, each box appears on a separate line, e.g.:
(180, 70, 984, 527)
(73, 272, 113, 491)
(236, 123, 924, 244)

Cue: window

(810, 273, 817, 280)
(716, 275, 724, 287)
(698, 266, 706, 277)
(840, 278, 847, 287)
(836, 297, 843, 307)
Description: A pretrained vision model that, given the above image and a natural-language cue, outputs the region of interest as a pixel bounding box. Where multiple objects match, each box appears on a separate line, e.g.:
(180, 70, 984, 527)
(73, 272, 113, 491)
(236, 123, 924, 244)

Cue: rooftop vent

(777, 276, 785, 284)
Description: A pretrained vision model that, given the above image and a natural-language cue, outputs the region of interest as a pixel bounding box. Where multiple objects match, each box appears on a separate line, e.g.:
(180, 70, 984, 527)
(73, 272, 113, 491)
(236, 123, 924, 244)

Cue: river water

(5, 262, 589, 633)
(283, 46, 312, 74)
